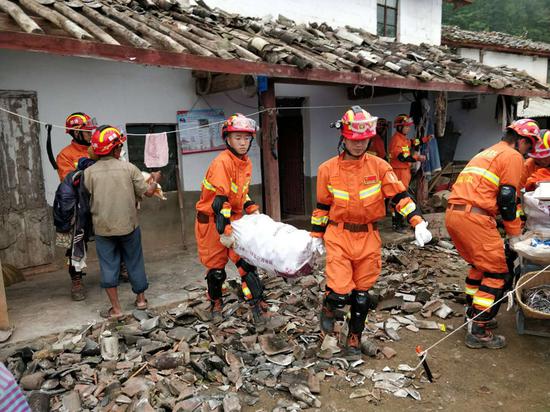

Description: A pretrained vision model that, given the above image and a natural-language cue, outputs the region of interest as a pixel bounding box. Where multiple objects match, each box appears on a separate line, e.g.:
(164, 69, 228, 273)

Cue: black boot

(465, 321, 506, 349)
(345, 290, 370, 359)
(206, 269, 226, 322)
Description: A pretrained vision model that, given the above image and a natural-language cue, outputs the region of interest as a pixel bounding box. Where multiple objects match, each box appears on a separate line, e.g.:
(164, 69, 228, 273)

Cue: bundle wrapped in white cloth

(231, 214, 318, 278)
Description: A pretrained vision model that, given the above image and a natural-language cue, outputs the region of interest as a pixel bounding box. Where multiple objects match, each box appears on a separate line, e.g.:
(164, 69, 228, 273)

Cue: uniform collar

(225, 149, 249, 164)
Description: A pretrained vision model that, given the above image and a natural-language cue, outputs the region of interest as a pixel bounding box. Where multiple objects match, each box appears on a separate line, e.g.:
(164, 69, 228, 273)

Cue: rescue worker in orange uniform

(367, 117, 387, 159)
(521, 130, 550, 190)
(388, 114, 427, 231)
(56, 112, 97, 300)
(445, 118, 540, 349)
(195, 113, 268, 325)
(57, 112, 97, 181)
(310, 106, 433, 356)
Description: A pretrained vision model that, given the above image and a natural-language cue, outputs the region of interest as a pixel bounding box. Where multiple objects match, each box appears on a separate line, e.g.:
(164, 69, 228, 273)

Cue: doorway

(277, 98, 305, 217)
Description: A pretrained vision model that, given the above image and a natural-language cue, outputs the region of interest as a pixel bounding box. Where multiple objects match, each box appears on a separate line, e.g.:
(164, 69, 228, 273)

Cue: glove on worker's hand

(220, 233, 236, 249)
(311, 237, 326, 256)
(414, 221, 432, 247)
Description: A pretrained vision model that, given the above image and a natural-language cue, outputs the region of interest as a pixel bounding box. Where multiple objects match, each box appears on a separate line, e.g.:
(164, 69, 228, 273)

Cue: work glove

(220, 233, 236, 249)
(311, 237, 326, 256)
(414, 221, 432, 247)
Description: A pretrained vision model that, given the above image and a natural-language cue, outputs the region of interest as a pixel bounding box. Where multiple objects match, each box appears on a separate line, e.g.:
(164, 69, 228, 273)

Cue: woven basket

(515, 271, 550, 320)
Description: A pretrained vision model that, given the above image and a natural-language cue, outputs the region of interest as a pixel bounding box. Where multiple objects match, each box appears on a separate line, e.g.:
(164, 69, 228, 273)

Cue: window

(125, 123, 178, 191)
(377, 0, 398, 38)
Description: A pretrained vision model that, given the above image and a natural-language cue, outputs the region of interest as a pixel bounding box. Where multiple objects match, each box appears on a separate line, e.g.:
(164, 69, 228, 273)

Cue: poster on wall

(177, 109, 226, 154)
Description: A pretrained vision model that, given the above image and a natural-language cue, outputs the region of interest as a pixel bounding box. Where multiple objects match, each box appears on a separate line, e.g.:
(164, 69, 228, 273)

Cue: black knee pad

(325, 288, 349, 310)
(237, 258, 256, 274)
(206, 269, 226, 300)
(350, 290, 370, 312)
(241, 270, 263, 302)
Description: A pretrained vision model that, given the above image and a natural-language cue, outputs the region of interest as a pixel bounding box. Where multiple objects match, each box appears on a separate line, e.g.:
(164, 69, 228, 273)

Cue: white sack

(231, 214, 316, 278)
(524, 191, 550, 232)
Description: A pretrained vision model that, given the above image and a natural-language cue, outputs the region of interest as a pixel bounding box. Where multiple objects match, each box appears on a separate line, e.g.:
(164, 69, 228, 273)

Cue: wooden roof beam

(0, 0, 42, 34)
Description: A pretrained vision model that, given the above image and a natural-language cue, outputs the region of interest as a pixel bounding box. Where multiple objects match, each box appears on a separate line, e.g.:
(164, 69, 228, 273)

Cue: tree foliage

(443, 0, 550, 43)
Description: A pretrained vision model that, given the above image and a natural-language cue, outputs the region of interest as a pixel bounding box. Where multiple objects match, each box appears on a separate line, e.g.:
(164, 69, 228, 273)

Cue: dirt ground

(2, 225, 550, 411)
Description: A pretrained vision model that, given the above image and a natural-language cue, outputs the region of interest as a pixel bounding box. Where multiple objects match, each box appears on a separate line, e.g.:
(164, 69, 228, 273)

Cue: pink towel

(144, 132, 169, 168)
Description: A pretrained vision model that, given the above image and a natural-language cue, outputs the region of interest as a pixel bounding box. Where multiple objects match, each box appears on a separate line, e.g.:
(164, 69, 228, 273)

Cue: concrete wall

(0, 49, 263, 252)
(398, 0, 442, 45)
(202, 0, 443, 45)
(458, 47, 549, 84)
(447, 93, 504, 161)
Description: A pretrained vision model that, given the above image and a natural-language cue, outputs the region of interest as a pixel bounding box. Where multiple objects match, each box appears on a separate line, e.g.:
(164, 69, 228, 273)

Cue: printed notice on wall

(177, 109, 226, 154)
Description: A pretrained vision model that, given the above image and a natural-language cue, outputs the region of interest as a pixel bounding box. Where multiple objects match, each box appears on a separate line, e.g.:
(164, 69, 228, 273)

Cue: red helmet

(542, 128, 550, 150)
(531, 130, 550, 159)
(394, 114, 414, 128)
(65, 112, 97, 134)
(222, 113, 257, 139)
(91, 125, 127, 156)
(339, 106, 377, 140)
(507, 119, 540, 148)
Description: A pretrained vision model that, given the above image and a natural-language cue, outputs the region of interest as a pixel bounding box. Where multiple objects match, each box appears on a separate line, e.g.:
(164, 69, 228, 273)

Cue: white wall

(275, 83, 413, 176)
(202, 0, 443, 45)
(0, 49, 262, 204)
(398, 0, 442, 45)
(201, 0, 377, 33)
(448, 93, 504, 161)
(458, 47, 549, 84)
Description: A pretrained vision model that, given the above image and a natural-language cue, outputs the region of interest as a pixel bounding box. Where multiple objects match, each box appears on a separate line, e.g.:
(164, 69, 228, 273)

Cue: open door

(277, 98, 305, 217)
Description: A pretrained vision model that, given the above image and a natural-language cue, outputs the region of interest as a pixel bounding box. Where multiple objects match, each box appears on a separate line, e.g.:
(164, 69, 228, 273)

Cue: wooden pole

(259, 79, 281, 221)
(175, 165, 187, 250)
(0, 258, 9, 330)
(0, 0, 43, 34)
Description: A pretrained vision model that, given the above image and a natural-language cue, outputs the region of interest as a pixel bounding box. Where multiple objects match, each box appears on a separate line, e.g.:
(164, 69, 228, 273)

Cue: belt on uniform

(196, 211, 210, 224)
(328, 220, 378, 233)
(447, 203, 491, 217)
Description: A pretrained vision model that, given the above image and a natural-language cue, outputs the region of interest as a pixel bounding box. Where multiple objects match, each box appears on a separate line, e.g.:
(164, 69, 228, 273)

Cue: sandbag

(231, 214, 316, 278)
(513, 230, 550, 265)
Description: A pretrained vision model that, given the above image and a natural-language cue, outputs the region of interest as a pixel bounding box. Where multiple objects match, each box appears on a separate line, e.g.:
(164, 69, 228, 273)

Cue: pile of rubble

(2, 241, 467, 411)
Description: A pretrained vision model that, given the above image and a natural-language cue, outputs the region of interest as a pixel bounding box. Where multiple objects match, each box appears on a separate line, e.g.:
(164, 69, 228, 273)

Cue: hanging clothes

(144, 132, 169, 168)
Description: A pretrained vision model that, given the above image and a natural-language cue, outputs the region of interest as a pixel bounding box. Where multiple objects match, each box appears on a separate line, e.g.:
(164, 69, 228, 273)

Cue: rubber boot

(465, 321, 506, 349)
(71, 276, 85, 301)
(345, 331, 362, 359)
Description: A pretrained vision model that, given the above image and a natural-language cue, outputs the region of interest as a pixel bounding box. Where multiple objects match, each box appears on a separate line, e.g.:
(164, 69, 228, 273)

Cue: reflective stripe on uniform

(461, 166, 500, 186)
(465, 286, 478, 296)
(473, 296, 494, 308)
(327, 185, 350, 200)
(231, 181, 238, 194)
(202, 178, 216, 192)
(220, 208, 231, 218)
(311, 215, 329, 226)
(398, 202, 416, 217)
(359, 183, 382, 199)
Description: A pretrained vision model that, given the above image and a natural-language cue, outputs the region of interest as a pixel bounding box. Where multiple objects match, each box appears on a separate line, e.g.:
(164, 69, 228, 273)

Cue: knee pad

(241, 270, 263, 302)
(350, 290, 370, 312)
(206, 269, 226, 300)
(324, 289, 349, 310)
(237, 258, 256, 274)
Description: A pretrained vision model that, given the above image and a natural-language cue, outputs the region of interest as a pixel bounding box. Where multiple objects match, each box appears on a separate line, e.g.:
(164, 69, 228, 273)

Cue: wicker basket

(515, 271, 550, 320)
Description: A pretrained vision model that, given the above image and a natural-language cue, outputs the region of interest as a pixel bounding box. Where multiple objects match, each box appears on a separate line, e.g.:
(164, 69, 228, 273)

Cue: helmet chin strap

(338, 136, 369, 158)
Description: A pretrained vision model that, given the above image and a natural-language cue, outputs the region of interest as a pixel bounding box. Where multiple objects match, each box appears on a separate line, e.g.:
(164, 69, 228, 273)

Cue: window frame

(377, 0, 398, 38)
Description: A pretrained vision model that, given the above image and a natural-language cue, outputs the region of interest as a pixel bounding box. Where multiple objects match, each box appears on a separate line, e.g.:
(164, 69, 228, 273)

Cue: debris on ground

(1, 243, 468, 410)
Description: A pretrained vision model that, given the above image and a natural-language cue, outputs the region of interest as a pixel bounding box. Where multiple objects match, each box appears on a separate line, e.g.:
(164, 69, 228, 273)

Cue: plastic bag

(524, 191, 550, 232)
(513, 230, 550, 265)
(231, 214, 317, 278)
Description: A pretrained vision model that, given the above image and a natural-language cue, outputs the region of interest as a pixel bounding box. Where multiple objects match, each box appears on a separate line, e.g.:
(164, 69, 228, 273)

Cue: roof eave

(2, 31, 549, 98)
(442, 38, 550, 58)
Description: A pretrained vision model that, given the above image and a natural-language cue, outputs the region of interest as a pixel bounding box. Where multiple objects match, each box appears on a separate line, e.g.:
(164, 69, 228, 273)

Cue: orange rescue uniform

(445, 141, 523, 313)
(520, 157, 539, 189)
(311, 153, 422, 294)
(367, 134, 386, 159)
(525, 167, 550, 191)
(56, 141, 90, 181)
(195, 149, 259, 270)
(388, 131, 414, 187)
